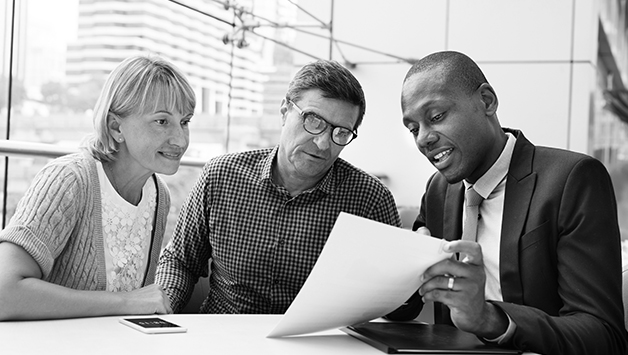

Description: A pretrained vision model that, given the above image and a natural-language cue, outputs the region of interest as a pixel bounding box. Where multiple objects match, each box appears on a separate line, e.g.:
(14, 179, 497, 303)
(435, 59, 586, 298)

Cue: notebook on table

(342, 322, 522, 354)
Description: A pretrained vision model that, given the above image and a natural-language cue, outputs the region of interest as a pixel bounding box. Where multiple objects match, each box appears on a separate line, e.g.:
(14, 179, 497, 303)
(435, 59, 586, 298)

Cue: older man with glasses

(156, 60, 401, 314)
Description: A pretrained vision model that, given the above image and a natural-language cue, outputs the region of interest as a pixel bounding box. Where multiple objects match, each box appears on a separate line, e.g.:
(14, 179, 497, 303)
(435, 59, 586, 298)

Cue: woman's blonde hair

(84, 55, 196, 162)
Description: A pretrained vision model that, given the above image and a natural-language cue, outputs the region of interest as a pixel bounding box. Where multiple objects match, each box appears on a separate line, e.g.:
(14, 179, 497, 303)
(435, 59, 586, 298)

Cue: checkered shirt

(156, 146, 401, 314)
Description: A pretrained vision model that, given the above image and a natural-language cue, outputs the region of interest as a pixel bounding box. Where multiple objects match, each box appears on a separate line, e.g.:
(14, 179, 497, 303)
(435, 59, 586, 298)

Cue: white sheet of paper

(267, 212, 452, 338)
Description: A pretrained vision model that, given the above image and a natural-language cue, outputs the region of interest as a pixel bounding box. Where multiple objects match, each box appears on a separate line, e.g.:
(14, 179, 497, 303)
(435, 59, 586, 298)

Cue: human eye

(407, 124, 419, 136)
(181, 117, 192, 127)
(152, 112, 171, 125)
(429, 112, 445, 122)
(304, 113, 325, 130)
(335, 129, 353, 139)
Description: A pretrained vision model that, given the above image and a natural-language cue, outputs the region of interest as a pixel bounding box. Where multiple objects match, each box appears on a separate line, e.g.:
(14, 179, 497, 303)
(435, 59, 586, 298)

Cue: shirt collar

(464, 132, 516, 198)
(258, 146, 278, 184)
(259, 145, 337, 196)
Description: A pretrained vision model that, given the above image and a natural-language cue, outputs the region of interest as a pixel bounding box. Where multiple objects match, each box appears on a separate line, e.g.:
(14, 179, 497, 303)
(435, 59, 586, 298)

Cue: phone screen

(119, 317, 187, 334)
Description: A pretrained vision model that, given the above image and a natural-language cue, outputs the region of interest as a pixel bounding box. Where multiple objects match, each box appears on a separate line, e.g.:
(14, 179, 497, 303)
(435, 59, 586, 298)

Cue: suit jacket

(400, 129, 627, 355)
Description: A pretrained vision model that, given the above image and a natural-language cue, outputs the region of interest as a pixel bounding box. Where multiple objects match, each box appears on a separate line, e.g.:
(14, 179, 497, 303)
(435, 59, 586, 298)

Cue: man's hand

(415, 226, 431, 236)
(418, 240, 508, 339)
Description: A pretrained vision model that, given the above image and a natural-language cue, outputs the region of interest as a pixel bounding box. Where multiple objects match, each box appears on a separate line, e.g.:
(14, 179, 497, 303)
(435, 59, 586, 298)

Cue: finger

(421, 258, 456, 283)
(420, 283, 459, 304)
(421, 273, 458, 294)
(415, 226, 431, 236)
(443, 240, 483, 265)
(444, 275, 456, 291)
(421, 288, 465, 308)
(421, 257, 485, 291)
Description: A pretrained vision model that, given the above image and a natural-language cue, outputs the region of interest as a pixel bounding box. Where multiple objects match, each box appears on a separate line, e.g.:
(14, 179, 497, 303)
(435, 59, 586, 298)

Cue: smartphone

(119, 316, 187, 334)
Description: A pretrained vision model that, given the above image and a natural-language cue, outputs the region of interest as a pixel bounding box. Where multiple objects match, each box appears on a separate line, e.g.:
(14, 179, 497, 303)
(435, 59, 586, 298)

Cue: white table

(0, 314, 385, 355)
(0, 314, 537, 354)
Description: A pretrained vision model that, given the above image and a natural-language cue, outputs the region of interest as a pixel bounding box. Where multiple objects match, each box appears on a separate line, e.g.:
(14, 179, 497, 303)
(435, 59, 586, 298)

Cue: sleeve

(0, 161, 82, 278)
(367, 181, 402, 228)
(155, 164, 213, 313)
(496, 157, 628, 355)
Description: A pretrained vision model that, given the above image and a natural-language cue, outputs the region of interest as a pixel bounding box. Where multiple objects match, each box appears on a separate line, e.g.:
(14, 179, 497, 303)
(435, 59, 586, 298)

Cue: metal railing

(0, 139, 207, 167)
(0, 139, 207, 227)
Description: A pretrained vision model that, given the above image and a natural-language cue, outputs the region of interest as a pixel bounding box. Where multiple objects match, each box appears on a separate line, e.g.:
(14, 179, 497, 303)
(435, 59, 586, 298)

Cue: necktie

(462, 186, 484, 241)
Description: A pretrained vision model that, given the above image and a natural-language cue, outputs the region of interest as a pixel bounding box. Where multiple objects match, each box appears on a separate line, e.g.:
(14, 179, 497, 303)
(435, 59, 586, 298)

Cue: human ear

(478, 83, 498, 116)
(279, 98, 289, 125)
(107, 113, 124, 142)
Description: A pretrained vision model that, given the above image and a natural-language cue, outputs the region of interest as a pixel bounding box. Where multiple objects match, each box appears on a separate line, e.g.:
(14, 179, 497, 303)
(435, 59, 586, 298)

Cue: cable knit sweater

(0, 151, 170, 290)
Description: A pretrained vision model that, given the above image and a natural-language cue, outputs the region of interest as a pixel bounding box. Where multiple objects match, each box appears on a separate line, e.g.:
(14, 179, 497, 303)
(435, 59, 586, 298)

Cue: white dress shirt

(462, 133, 517, 343)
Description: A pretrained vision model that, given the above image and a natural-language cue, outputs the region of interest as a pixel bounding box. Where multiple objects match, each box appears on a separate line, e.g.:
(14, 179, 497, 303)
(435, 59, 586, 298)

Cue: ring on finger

(447, 276, 455, 291)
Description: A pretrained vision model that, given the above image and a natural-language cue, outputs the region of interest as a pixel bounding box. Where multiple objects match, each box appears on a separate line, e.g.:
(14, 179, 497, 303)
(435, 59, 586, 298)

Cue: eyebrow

(402, 117, 415, 126)
(154, 110, 173, 115)
(403, 98, 448, 120)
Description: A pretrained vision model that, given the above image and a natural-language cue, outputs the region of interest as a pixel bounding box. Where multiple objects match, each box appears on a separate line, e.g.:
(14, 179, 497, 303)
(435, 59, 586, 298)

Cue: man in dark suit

(391, 50, 628, 355)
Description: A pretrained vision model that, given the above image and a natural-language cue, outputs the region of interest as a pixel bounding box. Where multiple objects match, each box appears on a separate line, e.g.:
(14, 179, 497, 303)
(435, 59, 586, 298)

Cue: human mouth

(430, 148, 453, 168)
(304, 150, 326, 160)
(160, 151, 183, 160)
(433, 148, 452, 162)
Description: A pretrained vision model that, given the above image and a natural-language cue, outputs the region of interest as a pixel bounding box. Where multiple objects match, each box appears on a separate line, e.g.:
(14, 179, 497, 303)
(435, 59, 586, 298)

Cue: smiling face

(401, 68, 502, 184)
(276, 89, 359, 189)
(115, 106, 191, 177)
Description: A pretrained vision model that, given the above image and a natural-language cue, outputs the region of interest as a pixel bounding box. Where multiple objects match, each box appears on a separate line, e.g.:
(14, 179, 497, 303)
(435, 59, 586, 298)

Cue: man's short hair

(404, 51, 488, 96)
(286, 60, 366, 130)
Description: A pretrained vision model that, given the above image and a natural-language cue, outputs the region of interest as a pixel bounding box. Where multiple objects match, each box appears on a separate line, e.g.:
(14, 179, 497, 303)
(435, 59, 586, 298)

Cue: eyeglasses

(287, 99, 358, 146)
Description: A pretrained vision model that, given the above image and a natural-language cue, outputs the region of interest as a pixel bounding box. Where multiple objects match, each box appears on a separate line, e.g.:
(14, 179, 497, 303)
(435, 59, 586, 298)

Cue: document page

(267, 212, 452, 338)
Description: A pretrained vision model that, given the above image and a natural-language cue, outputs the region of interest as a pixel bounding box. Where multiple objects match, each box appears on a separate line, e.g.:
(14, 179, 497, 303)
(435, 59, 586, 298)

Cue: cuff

(483, 311, 516, 344)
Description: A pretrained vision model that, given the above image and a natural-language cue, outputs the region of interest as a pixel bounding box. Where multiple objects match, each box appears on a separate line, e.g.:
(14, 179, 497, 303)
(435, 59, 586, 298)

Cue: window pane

(0, 0, 12, 226)
(2, 0, 294, 235)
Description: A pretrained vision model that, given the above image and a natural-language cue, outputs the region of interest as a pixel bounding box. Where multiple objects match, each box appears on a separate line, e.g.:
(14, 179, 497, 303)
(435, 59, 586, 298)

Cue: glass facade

(597, 0, 628, 263)
(0, 0, 296, 243)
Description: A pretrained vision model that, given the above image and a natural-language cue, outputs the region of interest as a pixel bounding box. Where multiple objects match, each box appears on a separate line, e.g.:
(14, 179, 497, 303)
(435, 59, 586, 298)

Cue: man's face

(401, 69, 497, 184)
(277, 88, 359, 186)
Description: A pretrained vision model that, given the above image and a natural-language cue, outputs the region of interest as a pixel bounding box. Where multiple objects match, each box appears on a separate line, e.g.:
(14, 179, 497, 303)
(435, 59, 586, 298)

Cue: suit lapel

(500, 130, 537, 304)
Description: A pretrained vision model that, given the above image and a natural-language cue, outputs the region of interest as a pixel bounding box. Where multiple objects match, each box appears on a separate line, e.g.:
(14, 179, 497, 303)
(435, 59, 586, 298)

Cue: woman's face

(117, 106, 192, 176)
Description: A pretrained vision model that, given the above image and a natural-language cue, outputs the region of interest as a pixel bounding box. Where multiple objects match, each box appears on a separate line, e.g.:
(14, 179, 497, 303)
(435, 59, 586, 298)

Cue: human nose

(313, 129, 332, 150)
(416, 127, 437, 149)
(168, 124, 188, 148)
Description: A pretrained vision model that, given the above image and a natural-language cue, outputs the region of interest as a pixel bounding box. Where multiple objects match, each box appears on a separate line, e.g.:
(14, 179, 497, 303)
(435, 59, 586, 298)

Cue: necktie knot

(465, 187, 484, 207)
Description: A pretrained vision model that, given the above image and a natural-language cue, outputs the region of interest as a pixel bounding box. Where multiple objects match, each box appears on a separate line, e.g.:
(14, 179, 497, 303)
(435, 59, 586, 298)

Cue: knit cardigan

(0, 150, 170, 290)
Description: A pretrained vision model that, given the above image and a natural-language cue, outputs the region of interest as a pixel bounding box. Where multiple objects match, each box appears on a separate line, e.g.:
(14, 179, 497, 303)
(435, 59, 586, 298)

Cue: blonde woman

(0, 55, 195, 320)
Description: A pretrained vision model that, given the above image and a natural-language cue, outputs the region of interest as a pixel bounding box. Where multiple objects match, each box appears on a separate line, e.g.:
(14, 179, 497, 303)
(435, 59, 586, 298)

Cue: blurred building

(66, 0, 268, 118)
(61, 0, 300, 157)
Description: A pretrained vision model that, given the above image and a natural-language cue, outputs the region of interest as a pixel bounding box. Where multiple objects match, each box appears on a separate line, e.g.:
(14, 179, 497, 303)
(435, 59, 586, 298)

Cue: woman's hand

(121, 284, 173, 315)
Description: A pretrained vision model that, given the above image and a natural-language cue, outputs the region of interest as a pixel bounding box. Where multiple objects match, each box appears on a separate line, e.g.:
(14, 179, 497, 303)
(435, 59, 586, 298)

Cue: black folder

(342, 322, 521, 354)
